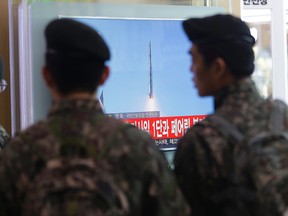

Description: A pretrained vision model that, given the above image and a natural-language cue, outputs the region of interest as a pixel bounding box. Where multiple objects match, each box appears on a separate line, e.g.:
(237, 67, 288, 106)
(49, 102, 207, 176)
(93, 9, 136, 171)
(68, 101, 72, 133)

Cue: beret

(183, 14, 255, 46)
(45, 18, 110, 61)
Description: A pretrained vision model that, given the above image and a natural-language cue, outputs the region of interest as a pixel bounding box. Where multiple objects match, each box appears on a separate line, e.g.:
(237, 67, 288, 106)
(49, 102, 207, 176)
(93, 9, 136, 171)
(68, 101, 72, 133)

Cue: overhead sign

(243, 0, 272, 9)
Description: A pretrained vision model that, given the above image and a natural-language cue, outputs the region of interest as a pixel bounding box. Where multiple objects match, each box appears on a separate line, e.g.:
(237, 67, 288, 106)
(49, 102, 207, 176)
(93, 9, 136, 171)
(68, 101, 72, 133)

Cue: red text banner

(123, 115, 206, 139)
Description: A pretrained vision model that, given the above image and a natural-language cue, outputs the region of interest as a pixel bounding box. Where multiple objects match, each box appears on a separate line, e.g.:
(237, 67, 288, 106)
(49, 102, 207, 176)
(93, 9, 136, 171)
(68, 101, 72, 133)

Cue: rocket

(148, 42, 153, 99)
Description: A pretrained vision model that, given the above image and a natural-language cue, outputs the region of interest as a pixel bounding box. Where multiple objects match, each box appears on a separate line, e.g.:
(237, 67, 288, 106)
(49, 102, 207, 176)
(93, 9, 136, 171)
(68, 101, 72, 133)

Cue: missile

(148, 42, 153, 99)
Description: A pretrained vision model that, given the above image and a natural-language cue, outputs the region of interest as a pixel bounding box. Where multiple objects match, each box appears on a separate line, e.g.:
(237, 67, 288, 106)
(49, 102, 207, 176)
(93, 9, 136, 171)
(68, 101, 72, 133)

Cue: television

(23, 2, 224, 165)
(72, 17, 213, 158)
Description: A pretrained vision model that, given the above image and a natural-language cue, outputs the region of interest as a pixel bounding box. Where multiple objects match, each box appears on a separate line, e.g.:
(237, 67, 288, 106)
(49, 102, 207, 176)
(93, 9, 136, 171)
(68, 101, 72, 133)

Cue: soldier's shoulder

(16, 120, 48, 137)
(8, 121, 50, 151)
(0, 125, 9, 149)
(102, 118, 161, 158)
(0, 125, 8, 134)
(101, 116, 151, 139)
(187, 115, 222, 135)
(180, 114, 229, 151)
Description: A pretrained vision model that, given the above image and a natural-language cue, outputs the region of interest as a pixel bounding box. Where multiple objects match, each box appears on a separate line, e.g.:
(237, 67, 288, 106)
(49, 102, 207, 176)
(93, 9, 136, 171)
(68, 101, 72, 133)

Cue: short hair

(45, 53, 105, 95)
(195, 41, 255, 79)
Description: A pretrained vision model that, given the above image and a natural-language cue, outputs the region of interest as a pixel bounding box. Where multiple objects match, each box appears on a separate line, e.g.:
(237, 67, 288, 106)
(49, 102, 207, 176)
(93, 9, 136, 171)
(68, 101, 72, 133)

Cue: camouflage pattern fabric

(0, 124, 9, 149)
(23, 158, 131, 216)
(174, 78, 288, 216)
(0, 99, 190, 216)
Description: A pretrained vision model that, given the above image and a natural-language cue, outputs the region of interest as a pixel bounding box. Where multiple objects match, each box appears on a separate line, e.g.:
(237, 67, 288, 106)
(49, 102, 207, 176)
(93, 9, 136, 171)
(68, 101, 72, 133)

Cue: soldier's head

(43, 18, 110, 98)
(183, 14, 255, 96)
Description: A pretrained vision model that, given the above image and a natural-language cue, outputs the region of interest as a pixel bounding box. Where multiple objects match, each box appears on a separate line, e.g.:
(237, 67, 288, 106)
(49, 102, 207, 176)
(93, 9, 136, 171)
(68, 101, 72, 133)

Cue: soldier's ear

(213, 57, 235, 86)
(213, 57, 227, 79)
(42, 66, 55, 88)
(99, 66, 110, 85)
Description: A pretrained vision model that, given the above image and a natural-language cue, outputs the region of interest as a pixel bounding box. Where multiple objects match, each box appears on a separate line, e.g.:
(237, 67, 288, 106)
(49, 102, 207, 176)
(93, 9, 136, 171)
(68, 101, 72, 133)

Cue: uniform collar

(48, 98, 103, 117)
(213, 77, 260, 110)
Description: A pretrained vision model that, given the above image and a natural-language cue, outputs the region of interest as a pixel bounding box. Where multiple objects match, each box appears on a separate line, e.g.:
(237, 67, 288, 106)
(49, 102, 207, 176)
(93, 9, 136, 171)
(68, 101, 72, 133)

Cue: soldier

(0, 58, 9, 149)
(0, 124, 9, 149)
(174, 14, 288, 216)
(0, 19, 190, 215)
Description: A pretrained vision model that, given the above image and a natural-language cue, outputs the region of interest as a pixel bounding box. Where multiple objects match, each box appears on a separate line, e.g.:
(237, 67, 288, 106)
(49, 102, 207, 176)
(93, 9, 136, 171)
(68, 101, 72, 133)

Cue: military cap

(45, 18, 110, 62)
(183, 14, 255, 46)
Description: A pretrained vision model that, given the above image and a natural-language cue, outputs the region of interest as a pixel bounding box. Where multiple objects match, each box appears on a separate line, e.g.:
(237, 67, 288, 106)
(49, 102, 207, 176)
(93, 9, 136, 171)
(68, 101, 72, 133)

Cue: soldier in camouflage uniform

(174, 14, 288, 216)
(0, 124, 9, 149)
(0, 56, 9, 149)
(0, 19, 190, 215)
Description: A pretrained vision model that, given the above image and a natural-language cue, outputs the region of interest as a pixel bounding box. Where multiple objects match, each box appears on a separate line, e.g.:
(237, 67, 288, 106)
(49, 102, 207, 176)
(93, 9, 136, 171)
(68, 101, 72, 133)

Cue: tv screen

(75, 17, 214, 152)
